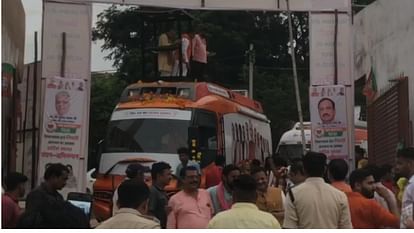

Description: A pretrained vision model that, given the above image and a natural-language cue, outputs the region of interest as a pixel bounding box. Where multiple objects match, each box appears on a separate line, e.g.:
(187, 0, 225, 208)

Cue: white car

(86, 168, 96, 194)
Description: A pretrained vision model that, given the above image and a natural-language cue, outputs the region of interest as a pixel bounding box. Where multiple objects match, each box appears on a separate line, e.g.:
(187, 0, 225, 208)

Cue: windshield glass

(277, 144, 310, 161)
(104, 118, 190, 154)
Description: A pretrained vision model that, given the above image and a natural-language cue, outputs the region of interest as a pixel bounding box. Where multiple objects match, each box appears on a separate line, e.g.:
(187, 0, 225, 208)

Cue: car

(86, 168, 96, 194)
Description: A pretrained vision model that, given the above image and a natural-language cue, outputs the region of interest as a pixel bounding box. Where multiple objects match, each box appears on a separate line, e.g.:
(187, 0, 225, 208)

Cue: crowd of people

(2, 147, 414, 229)
(2, 163, 90, 228)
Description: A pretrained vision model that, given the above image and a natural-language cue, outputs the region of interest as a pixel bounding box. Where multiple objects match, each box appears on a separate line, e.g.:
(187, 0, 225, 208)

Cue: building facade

(354, 0, 414, 164)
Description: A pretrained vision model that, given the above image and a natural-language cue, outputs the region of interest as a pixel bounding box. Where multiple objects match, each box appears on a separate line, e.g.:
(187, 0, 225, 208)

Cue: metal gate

(367, 77, 410, 165)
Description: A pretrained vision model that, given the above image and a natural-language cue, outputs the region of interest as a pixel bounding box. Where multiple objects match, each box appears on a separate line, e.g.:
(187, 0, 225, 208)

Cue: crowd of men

(2, 147, 414, 229)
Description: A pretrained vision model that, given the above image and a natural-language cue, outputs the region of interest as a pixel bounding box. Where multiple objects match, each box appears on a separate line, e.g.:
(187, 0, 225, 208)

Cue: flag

(362, 66, 378, 102)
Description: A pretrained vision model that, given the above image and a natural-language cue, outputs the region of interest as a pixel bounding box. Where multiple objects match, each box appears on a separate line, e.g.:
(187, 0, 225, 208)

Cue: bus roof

(119, 81, 264, 113)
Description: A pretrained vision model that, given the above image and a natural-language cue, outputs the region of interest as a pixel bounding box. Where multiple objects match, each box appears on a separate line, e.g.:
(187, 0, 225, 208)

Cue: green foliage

(88, 72, 128, 168)
(252, 70, 310, 145)
(92, 7, 310, 152)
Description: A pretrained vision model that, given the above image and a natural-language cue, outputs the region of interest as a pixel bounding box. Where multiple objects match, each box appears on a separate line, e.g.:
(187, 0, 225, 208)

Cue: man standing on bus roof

(318, 97, 336, 124)
(175, 147, 200, 176)
(158, 28, 177, 77)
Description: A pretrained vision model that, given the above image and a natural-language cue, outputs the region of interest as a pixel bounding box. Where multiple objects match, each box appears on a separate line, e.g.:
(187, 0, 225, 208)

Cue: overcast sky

(22, 0, 115, 71)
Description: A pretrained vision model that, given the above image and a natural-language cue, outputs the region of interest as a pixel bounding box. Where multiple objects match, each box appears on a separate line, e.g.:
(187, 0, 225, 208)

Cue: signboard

(310, 13, 352, 85)
(223, 113, 272, 165)
(38, 77, 87, 195)
(111, 109, 192, 121)
(42, 1, 92, 80)
(310, 85, 349, 160)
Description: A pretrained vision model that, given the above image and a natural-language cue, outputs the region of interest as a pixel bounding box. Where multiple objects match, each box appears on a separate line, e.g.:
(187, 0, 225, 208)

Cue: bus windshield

(104, 118, 190, 154)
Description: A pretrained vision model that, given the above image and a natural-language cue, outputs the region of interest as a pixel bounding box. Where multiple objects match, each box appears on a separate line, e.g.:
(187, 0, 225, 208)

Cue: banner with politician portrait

(38, 76, 86, 195)
(310, 85, 349, 160)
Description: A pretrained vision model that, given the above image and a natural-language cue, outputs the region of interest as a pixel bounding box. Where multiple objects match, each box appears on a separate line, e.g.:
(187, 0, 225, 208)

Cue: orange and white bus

(92, 81, 272, 221)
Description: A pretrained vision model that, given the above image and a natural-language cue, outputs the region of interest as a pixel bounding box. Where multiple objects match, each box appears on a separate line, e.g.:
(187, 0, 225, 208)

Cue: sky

(22, 0, 115, 72)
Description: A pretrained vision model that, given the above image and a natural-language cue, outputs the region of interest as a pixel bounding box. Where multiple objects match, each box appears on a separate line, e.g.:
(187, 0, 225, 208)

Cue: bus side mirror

(96, 139, 105, 166)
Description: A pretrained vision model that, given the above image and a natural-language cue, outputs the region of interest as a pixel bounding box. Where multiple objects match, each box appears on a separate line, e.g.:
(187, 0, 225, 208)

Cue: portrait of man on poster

(318, 97, 336, 124)
(55, 91, 71, 116)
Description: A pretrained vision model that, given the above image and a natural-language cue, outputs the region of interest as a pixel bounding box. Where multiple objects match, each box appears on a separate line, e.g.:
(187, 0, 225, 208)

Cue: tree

(88, 72, 127, 168)
(93, 6, 310, 151)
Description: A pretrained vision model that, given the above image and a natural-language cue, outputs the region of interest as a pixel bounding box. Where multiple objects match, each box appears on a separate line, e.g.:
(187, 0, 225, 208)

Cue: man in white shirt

(283, 152, 352, 229)
(112, 163, 149, 215)
(97, 180, 160, 229)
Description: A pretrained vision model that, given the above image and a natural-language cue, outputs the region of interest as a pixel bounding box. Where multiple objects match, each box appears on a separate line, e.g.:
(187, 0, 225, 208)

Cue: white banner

(310, 13, 352, 85)
(310, 85, 349, 160)
(38, 77, 87, 196)
(223, 113, 272, 165)
(42, 1, 92, 80)
(111, 108, 192, 121)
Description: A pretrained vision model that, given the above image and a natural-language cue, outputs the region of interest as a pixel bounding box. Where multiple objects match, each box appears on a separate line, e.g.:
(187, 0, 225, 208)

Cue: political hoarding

(310, 85, 349, 160)
(38, 77, 87, 196)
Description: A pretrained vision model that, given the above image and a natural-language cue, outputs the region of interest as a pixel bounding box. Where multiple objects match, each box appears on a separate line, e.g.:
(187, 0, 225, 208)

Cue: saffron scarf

(216, 182, 232, 211)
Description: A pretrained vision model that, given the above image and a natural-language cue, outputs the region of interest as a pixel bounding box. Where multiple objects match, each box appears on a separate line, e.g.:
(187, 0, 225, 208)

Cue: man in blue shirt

(175, 147, 200, 175)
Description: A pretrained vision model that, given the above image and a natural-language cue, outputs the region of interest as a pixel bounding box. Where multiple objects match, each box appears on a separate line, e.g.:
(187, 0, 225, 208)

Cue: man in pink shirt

(167, 166, 213, 228)
(190, 27, 207, 79)
(2, 172, 28, 228)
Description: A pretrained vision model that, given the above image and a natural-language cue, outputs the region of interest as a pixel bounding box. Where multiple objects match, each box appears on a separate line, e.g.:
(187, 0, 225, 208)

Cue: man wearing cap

(112, 163, 150, 215)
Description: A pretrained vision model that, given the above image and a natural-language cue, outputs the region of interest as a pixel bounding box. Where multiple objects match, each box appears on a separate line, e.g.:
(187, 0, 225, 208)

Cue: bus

(92, 81, 272, 220)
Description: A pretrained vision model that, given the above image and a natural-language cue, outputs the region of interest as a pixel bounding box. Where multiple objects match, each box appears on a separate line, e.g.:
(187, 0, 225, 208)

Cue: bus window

(277, 144, 306, 161)
(104, 118, 190, 154)
(208, 136, 217, 150)
(160, 87, 177, 95)
(141, 87, 158, 94)
(194, 110, 217, 128)
(178, 88, 191, 98)
(128, 88, 141, 97)
(198, 127, 217, 151)
(193, 110, 218, 167)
